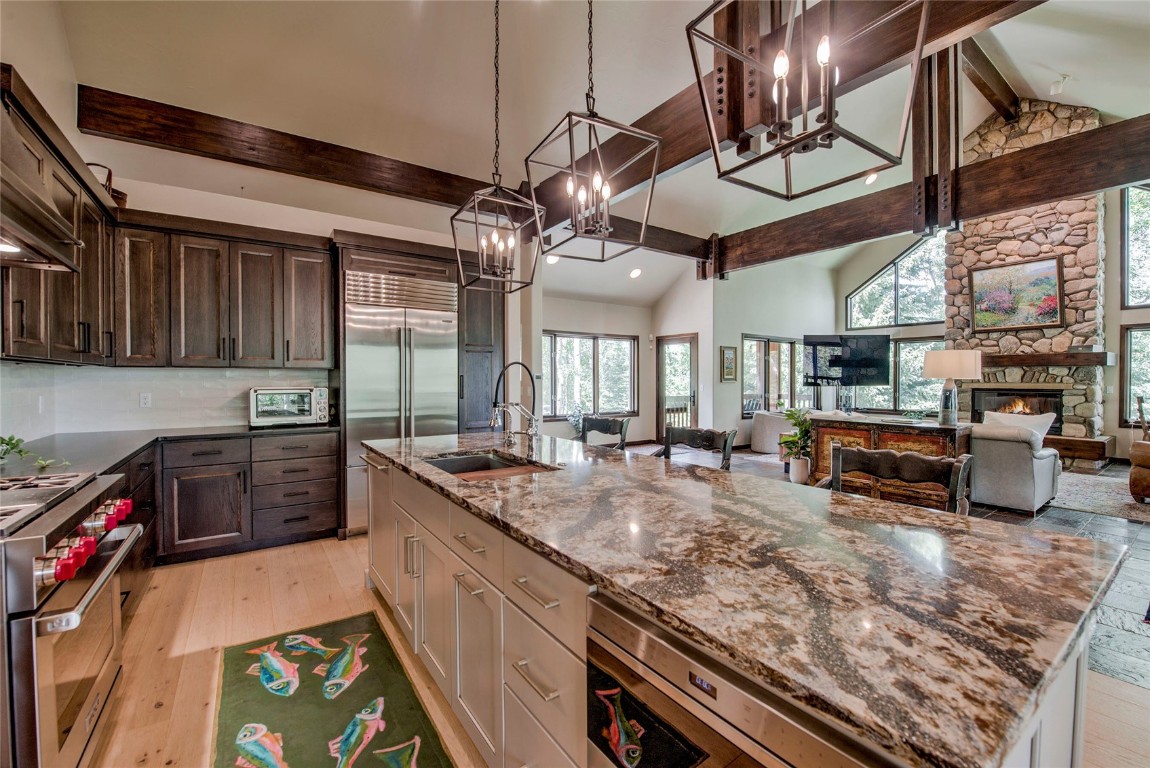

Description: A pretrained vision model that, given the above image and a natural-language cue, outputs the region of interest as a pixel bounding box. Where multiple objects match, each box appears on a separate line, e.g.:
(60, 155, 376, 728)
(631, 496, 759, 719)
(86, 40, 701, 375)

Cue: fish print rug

(212, 613, 454, 768)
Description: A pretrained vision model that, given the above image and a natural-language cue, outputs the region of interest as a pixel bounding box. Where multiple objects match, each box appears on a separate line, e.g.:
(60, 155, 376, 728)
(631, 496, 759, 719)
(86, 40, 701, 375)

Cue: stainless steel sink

(425, 452, 528, 475)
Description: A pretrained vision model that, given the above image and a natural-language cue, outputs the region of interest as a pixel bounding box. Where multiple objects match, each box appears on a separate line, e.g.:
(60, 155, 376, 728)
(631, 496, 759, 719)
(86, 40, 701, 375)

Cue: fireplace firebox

(971, 389, 1064, 435)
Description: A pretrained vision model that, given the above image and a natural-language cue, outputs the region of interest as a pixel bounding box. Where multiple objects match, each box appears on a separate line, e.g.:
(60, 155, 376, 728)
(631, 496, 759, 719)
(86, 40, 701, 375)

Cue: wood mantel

(980, 352, 1116, 368)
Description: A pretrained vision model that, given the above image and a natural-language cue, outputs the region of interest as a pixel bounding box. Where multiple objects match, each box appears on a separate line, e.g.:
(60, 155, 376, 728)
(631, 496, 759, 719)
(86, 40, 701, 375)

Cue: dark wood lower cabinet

(161, 462, 251, 555)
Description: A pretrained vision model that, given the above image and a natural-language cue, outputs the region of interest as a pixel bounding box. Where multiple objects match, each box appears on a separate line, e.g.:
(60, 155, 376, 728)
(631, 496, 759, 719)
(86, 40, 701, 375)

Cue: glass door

(656, 334, 698, 442)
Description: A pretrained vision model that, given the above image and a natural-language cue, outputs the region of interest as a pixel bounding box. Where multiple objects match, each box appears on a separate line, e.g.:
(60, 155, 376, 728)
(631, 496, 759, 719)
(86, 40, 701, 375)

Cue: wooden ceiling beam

(533, 1, 1043, 229)
(960, 38, 1018, 121)
(716, 113, 1150, 274)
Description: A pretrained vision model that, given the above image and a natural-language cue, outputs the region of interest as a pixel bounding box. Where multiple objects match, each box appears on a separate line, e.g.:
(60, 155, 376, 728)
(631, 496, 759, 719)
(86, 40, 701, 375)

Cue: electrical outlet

(1106, 385, 1115, 395)
(139, 393, 152, 408)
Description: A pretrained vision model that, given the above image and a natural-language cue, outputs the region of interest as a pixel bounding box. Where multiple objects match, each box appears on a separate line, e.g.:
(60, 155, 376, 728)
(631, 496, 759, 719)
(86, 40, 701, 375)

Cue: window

(1124, 186, 1150, 308)
(1122, 324, 1150, 426)
(541, 331, 638, 418)
(741, 336, 814, 415)
(847, 231, 947, 329)
(853, 338, 945, 412)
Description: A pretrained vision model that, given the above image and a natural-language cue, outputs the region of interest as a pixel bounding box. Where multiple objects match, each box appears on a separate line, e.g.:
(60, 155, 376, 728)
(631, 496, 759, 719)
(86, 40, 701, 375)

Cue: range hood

(0, 162, 81, 272)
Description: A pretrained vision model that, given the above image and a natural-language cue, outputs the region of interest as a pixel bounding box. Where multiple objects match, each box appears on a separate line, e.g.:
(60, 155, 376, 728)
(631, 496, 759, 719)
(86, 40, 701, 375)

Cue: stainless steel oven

(2, 473, 138, 768)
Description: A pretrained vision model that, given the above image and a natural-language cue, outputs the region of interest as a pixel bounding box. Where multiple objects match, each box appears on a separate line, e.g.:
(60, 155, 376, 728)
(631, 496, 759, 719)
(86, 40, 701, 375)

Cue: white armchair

(970, 424, 1061, 513)
(750, 412, 790, 453)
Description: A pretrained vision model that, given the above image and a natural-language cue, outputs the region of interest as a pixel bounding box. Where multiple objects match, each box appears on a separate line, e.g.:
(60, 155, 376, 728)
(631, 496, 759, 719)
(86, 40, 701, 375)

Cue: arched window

(847, 230, 948, 329)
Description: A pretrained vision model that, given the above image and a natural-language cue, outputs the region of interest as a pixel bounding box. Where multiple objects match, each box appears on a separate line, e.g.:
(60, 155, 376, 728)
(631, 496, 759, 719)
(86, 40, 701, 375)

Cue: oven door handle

(35, 524, 143, 636)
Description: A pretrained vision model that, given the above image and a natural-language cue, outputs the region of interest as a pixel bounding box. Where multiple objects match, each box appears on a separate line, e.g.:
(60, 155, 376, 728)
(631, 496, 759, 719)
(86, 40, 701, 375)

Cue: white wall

(539, 296, 656, 444)
(652, 267, 715, 430)
(714, 260, 837, 444)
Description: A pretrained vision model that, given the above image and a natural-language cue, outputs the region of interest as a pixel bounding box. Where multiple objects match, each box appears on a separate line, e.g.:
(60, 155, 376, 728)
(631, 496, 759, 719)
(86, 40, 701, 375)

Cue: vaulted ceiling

(34, 1, 1150, 304)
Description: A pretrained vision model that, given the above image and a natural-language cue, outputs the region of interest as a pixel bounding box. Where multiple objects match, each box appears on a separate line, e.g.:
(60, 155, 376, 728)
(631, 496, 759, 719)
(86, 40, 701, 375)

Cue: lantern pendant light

(451, 0, 545, 294)
(525, 0, 662, 263)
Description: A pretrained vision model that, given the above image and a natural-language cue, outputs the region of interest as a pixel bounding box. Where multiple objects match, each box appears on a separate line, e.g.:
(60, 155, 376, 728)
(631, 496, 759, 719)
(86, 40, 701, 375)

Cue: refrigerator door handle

(407, 327, 416, 437)
(398, 326, 406, 440)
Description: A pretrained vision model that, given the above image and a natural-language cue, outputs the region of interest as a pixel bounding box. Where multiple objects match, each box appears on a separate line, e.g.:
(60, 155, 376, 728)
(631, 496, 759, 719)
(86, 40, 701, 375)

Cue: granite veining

(364, 433, 1126, 768)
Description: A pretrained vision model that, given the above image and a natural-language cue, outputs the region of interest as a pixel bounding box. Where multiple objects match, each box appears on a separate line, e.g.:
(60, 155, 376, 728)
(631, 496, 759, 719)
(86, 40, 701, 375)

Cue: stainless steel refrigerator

(343, 271, 458, 531)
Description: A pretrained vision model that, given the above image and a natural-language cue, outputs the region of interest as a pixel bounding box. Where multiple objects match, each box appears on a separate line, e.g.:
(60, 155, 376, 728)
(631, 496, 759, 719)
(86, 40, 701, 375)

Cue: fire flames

(997, 398, 1034, 415)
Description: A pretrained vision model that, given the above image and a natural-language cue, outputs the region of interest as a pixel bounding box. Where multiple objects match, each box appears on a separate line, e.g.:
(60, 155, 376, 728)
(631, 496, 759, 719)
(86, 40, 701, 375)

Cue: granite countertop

(364, 433, 1124, 768)
(2, 424, 340, 479)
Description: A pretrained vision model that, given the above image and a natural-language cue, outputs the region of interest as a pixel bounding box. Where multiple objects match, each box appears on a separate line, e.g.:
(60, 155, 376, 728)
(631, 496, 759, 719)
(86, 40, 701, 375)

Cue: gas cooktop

(0, 472, 88, 492)
(0, 471, 95, 535)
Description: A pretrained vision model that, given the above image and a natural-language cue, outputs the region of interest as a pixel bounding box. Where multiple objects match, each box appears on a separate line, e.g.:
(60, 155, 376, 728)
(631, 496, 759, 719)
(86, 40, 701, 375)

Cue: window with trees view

(853, 338, 945, 412)
(1123, 325, 1150, 425)
(541, 332, 638, 418)
(848, 231, 947, 329)
(1124, 186, 1150, 308)
(741, 336, 815, 415)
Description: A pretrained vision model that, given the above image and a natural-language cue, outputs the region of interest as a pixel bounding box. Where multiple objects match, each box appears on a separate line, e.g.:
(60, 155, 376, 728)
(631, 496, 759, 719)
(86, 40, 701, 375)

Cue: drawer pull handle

(453, 532, 487, 554)
(283, 491, 310, 498)
(280, 445, 310, 450)
(452, 571, 484, 597)
(402, 534, 413, 575)
(513, 660, 560, 702)
(512, 577, 559, 610)
(283, 515, 310, 524)
(282, 468, 310, 474)
(191, 450, 223, 457)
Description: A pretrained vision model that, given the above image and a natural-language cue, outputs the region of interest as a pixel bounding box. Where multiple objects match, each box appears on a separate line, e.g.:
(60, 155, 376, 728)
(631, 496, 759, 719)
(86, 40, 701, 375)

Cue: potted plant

(779, 408, 813, 485)
(0, 435, 30, 466)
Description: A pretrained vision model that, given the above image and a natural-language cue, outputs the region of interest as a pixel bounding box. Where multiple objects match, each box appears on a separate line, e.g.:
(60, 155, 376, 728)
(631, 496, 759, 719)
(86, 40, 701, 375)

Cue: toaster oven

(249, 387, 329, 426)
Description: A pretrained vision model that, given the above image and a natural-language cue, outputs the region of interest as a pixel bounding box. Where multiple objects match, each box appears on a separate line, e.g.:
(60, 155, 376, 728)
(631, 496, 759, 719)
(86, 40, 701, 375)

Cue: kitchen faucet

(491, 361, 539, 445)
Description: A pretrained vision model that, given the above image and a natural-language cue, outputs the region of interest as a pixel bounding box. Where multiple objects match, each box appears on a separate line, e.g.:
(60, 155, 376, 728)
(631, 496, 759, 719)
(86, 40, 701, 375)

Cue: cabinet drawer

(251, 432, 338, 461)
(163, 437, 250, 468)
(503, 601, 586, 761)
(253, 502, 338, 539)
(392, 470, 449, 543)
(875, 433, 948, 457)
(125, 444, 158, 493)
(253, 478, 337, 510)
(252, 455, 337, 486)
(504, 536, 591, 659)
(504, 686, 580, 768)
(449, 503, 503, 588)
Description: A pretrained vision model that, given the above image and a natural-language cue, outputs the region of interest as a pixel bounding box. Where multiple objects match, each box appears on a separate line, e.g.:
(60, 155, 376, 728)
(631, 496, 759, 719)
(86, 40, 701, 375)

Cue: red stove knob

(103, 513, 118, 532)
(114, 499, 133, 521)
(77, 536, 98, 558)
(37, 555, 78, 586)
(67, 541, 90, 568)
(54, 555, 78, 582)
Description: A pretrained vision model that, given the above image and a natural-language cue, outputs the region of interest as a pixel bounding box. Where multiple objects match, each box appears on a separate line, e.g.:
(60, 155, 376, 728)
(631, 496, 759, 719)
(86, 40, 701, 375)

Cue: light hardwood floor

(89, 537, 1150, 768)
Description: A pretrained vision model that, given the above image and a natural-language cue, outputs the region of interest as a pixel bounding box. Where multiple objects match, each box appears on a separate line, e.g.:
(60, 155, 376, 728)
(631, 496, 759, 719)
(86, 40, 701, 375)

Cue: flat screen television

(803, 335, 891, 387)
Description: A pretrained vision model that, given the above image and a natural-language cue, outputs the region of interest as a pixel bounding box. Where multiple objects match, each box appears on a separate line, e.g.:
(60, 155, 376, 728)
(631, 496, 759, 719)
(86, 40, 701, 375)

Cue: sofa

(970, 424, 1061, 513)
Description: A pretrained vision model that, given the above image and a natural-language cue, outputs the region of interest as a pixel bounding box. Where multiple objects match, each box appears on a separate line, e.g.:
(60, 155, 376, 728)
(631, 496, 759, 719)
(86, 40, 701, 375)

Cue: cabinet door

(230, 242, 283, 367)
(418, 530, 455, 698)
(452, 556, 503, 768)
(284, 250, 333, 368)
(114, 228, 169, 366)
(161, 462, 251, 555)
(458, 271, 503, 432)
(393, 507, 418, 650)
(171, 235, 229, 367)
(77, 200, 111, 364)
(3, 267, 49, 358)
(367, 461, 396, 606)
(47, 269, 82, 363)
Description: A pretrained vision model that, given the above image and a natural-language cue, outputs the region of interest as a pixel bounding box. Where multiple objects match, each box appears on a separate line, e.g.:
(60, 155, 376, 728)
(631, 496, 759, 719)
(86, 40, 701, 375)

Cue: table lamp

(922, 350, 982, 426)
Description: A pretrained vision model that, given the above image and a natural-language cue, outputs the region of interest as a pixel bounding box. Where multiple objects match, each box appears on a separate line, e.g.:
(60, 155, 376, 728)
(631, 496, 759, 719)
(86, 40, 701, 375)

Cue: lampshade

(922, 350, 983, 380)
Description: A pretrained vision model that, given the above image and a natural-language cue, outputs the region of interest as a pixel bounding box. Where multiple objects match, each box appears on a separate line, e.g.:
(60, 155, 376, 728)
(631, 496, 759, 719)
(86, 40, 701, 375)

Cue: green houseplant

(0, 435, 31, 465)
(778, 408, 813, 485)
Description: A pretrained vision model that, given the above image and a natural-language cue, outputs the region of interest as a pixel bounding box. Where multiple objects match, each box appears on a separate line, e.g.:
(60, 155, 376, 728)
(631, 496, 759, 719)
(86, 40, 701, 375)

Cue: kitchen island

(363, 433, 1125, 768)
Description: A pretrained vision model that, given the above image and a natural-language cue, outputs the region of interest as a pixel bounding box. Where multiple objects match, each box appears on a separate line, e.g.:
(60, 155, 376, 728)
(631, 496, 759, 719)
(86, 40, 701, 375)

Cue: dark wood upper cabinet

(283, 249, 333, 368)
(458, 272, 504, 432)
(114, 228, 169, 366)
(170, 235, 229, 367)
(47, 269, 82, 363)
(2, 267, 49, 358)
(229, 242, 283, 368)
(77, 199, 112, 364)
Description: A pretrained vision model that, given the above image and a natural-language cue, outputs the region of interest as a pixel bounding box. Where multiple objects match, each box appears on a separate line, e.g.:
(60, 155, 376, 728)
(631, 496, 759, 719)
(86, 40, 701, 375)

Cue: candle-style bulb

(566, 176, 574, 197)
(601, 182, 611, 200)
(577, 186, 587, 204)
(506, 234, 515, 250)
(816, 36, 830, 67)
(480, 235, 488, 250)
(497, 239, 505, 253)
(592, 172, 603, 191)
(491, 229, 500, 245)
(773, 50, 789, 79)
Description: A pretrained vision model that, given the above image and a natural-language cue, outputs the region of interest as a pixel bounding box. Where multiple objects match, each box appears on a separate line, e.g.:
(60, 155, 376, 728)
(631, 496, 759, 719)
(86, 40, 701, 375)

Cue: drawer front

(449, 504, 504, 589)
(392, 470, 449, 543)
(252, 455, 338, 486)
(875, 433, 949, 457)
(251, 432, 339, 461)
(253, 502, 338, 539)
(126, 444, 158, 492)
(814, 428, 870, 473)
(503, 601, 586, 761)
(253, 478, 337, 510)
(504, 686, 580, 768)
(163, 437, 250, 468)
(504, 537, 591, 659)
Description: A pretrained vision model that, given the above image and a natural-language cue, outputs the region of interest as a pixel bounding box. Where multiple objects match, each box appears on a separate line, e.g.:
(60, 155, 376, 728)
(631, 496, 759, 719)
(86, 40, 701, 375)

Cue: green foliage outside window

(848, 231, 947, 329)
(1127, 327, 1150, 424)
(1126, 187, 1150, 307)
(542, 332, 637, 417)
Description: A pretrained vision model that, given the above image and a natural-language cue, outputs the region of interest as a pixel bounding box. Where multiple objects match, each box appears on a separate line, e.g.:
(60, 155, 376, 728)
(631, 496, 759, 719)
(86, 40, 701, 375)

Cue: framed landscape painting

(970, 257, 1064, 332)
(720, 346, 738, 382)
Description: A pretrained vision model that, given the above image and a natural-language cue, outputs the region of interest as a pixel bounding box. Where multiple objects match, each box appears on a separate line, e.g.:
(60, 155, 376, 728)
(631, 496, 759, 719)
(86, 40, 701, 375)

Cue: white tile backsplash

(1, 361, 328, 437)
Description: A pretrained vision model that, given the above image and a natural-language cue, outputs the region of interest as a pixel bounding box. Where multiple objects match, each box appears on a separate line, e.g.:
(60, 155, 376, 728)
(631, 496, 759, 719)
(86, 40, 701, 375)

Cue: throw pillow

(983, 410, 1057, 436)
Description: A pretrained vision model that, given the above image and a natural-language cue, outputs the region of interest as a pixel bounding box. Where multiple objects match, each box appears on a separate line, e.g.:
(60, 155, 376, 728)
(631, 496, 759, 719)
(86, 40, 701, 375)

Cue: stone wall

(944, 100, 1107, 441)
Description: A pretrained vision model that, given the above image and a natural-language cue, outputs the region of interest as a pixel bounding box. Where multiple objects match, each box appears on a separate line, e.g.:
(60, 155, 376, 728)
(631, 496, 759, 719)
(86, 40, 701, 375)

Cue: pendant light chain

(492, 0, 502, 185)
(585, 0, 596, 113)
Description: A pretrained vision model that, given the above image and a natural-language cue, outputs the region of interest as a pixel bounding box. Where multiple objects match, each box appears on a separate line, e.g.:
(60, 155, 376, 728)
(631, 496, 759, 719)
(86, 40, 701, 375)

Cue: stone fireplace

(971, 388, 1065, 435)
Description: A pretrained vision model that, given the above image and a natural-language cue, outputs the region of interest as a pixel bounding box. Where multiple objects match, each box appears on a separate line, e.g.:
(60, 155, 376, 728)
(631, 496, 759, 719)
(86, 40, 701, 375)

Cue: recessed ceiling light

(0, 241, 21, 253)
(629, 268, 642, 279)
(864, 173, 879, 185)
(546, 254, 560, 265)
